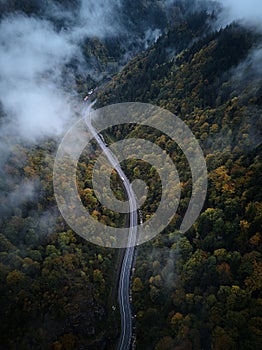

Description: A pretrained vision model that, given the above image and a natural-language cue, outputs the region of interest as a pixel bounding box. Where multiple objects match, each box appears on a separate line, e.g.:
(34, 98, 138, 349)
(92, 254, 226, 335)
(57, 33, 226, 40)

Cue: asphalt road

(84, 104, 137, 350)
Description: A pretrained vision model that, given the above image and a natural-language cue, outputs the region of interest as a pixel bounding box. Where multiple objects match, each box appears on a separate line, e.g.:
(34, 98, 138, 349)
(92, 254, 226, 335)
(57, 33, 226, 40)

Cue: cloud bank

(0, 0, 128, 146)
(0, 14, 79, 143)
(0, 0, 261, 146)
(0, 0, 171, 146)
(217, 0, 262, 30)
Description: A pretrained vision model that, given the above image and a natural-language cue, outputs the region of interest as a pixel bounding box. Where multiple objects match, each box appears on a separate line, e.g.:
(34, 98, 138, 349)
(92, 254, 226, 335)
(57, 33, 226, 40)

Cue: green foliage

(0, 140, 121, 349)
(96, 16, 262, 350)
(0, 3, 261, 349)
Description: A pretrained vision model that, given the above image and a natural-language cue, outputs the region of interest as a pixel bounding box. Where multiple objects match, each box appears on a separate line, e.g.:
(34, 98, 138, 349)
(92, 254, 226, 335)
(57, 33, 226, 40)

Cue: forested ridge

(0, 2, 261, 350)
(96, 12, 262, 350)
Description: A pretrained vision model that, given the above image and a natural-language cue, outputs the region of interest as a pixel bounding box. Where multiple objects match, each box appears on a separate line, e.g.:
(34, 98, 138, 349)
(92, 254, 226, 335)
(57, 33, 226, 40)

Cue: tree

(133, 277, 143, 292)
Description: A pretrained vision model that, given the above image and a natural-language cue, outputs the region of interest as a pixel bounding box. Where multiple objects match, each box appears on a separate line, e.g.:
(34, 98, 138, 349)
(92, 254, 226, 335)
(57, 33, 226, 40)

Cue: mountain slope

(96, 16, 262, 350)
(0, 2, 261, 350)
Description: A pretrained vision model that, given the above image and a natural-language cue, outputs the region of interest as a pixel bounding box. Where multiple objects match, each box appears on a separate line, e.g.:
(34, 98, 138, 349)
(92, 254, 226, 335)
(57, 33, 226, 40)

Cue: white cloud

(0, 15, 77, 142)
(0, 1, 133, 145)
(8, 180, 37, 207)
(0, 0, 261, 146)
(45, 0, 123, 40)
(217, 0, 262, 30)
(77, 0, 122, 38)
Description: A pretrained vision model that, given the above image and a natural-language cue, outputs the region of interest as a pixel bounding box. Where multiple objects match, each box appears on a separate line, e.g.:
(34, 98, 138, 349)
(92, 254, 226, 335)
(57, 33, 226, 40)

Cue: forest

(96, 10, 262, 350)
(0, 1, 261, 349)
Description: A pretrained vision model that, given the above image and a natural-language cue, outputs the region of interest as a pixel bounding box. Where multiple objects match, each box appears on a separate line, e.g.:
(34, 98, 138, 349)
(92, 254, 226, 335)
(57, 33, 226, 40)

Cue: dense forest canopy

(0, 1, 261, 349)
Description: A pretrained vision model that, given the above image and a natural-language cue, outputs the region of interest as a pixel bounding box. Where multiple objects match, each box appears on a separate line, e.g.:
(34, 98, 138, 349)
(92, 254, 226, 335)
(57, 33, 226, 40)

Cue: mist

(217, 0, 262, 30)
(0, 0, 175, 225)
(0, 0, 261, 219)
(0, 0, 174, 146)
(0, 0, 260, 154)
(0, 1, 125, 150)
(0, 14, 78, 143)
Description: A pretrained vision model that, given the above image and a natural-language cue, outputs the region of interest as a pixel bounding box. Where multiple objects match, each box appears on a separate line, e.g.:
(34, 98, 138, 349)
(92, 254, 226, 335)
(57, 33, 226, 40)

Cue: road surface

(84, 104, 137, 350)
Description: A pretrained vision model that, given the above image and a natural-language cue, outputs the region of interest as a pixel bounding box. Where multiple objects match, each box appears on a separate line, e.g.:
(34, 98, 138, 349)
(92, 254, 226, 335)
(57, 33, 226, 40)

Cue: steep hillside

(96, 15, 262, 350)
(0, 1, 261, 350)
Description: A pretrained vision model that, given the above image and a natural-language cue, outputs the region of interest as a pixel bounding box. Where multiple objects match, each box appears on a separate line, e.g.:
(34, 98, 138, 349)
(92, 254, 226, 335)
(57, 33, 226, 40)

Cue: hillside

(96, 13, 262, 350)
(0, 1, 261, 350)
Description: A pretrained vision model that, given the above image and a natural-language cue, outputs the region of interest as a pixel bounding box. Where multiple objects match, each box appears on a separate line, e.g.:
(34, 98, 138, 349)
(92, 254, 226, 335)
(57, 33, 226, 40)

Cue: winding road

(84, 104, 137, 350)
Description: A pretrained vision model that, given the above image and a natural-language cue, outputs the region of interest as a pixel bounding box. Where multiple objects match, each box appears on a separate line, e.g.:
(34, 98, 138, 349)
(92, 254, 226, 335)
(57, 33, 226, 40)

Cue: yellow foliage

(171, 312, 183, 326)
(250, 233, 261, 246)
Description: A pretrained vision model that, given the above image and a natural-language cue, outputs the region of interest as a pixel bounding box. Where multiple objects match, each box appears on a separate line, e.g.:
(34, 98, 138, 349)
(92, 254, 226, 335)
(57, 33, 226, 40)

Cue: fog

(0, 14, 78, 143)
(0, 0, 171, 145)
(44, 0, 123, 39)
(217, 0, 262, 30)
(0, 0, 173, 223)
(0, 0, 260, 149)
(0, 0, 261, 218)
(8, 180, 37, 207)
(0, 1, 126, 146)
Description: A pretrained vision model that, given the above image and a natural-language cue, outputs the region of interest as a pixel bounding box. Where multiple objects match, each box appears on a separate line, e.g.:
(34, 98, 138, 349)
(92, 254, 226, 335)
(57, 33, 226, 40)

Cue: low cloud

(8, 180, 38, 207)
(0, 14, 78, 143)
(217, 0, 262, 31)
(0, 0, 172, 146)
(77, 0, 122, 38)
(0, 1, 127, 147)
